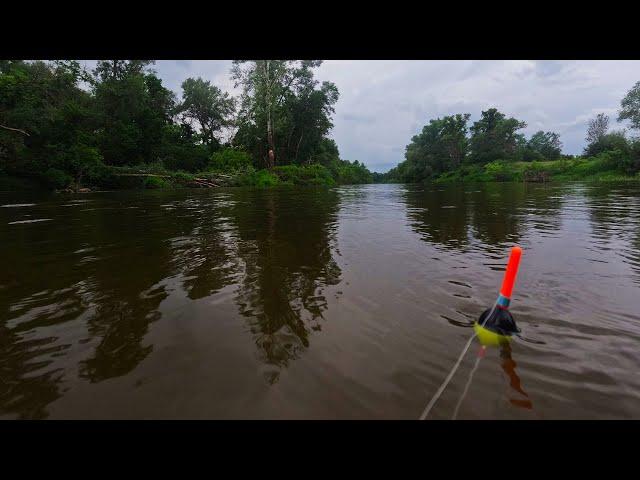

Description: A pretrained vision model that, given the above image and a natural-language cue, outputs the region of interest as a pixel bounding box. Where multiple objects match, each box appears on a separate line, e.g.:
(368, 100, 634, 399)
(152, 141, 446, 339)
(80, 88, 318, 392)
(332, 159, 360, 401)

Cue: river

(1, 182, 640, 419)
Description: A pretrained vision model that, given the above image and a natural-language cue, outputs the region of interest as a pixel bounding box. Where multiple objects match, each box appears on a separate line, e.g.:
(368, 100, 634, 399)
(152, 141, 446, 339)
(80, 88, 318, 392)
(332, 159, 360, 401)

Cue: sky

(81, 60, 640, 173)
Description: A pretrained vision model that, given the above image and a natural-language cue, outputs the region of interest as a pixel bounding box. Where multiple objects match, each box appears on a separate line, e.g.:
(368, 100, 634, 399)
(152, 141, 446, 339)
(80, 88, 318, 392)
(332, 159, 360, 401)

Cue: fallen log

(187, 178, 220, 188)
(113, 173, 172, 178)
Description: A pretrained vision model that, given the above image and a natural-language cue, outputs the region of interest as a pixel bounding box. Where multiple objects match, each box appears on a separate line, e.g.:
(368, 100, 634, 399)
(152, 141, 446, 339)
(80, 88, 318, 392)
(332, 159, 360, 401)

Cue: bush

(434, 164, 491, 183)
(162, 144, 209, 173)
(584, 131, 630, 157)
(84, 160, 114, 187)
(240, 169, 280, 187)
(520, 148, 545, 162)
(42, 168, 72, 189)
(273, 164, 335, 186)
(209, 147, 253, 172)
(484, 160, 520, 181)
(143, 176, 168, 189)
(328, 159, 373, 184)
(171, 171, 195, 184)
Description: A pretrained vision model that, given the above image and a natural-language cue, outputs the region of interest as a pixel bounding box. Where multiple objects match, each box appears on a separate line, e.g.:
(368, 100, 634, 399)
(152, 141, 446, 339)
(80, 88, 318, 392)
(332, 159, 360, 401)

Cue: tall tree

(94, 60, 155, 82)
(469, 108, 527, 164)
(177, 77, 235, 152)
(92, 60, 175, 166)
(440, 114, 471, 168)
(400, 114, 471, 182)
(527, 131, 563, 160)
(231, 60, 289, 168)
(586, 113, 609, 145)
(0, 60, 99, 186)
(231, 60, 338, 168)
(618, 81, 640, 131)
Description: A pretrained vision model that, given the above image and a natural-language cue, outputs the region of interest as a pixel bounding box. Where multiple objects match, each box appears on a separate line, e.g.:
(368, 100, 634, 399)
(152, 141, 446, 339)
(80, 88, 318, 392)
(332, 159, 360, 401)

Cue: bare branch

(0, 124, 30, 136)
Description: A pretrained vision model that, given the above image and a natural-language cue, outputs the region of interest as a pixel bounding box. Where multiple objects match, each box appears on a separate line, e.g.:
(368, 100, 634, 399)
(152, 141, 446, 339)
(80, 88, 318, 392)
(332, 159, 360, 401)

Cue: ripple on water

(8, 218, 52, 225)
(1, 183, 640, 419)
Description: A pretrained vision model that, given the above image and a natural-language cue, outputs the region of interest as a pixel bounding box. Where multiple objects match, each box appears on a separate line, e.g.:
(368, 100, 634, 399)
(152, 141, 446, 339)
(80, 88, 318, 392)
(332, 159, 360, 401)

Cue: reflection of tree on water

(583, 183, 640, 284)
(0, 320, 66, 419)
(403, 186, 471, 250)
(79, 197, 197, 382)
(171, 196, 241, 300)
(583, 184, 622, 242)
(403, 183, 564, 254)
(469, 183, 526, 247)
(230, 188, 341, 383)
(0, 207, 98, 418)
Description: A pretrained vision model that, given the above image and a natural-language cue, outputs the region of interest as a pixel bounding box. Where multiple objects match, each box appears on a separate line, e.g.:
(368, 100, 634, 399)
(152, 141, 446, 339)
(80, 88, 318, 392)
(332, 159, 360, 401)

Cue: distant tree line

(386, 82, 640, 183)
(0, 60, 373, 189)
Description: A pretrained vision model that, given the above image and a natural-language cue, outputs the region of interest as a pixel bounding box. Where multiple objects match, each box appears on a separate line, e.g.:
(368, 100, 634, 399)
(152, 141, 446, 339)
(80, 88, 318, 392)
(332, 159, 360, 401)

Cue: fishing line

(419, 299, 496, 420)
(452, 348, 485, 420)
(419, 331, 478, 420)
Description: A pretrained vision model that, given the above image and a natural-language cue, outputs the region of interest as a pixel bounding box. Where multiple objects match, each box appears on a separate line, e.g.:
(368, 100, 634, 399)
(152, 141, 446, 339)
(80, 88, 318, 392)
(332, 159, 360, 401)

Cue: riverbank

(1, 162, 375, 192)
(430, 153, 640, 184)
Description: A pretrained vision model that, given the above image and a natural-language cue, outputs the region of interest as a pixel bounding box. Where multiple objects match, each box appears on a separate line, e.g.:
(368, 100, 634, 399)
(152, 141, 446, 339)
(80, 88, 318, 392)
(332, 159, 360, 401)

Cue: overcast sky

(82, 60, 640, 172)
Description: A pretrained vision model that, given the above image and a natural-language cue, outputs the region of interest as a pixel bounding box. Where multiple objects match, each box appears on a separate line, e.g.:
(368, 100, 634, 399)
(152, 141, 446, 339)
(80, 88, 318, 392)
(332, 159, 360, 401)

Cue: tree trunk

(267, 114, 274, 168)
(264, 61, 275, 169)
(295, 131, 304, 164)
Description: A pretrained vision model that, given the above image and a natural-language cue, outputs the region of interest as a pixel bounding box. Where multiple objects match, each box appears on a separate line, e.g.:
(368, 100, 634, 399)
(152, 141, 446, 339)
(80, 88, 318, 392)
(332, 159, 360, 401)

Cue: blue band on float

(496, 294, 510, 309)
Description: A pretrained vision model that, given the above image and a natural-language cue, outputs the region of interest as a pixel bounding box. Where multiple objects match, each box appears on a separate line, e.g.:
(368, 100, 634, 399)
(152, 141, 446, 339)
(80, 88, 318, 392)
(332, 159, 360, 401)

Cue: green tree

(398, 114, 470, 182)
(231, 60, 338, 169)
(586, 113, 609, 146)
(177, 77, 235, 153)
(469, 108, 526, 164)
(0, 60, 101, 187)
(584, 130, 630, 157)
(618, 81, 640, 130)
(309, 137, 341, 167)
(526, 130, 563, 160)
(93, 60, 155, 82)
(92, 60, 175, 166)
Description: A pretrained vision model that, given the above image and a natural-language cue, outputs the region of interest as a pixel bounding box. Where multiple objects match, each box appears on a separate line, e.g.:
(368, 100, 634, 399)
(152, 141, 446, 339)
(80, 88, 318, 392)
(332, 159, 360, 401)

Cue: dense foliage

(386, 84, 640, 184)
(0, 60, 373, 190)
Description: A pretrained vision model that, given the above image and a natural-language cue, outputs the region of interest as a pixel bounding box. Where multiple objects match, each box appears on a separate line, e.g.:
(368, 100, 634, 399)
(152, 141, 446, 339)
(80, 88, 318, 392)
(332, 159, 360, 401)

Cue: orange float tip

(499, 246, 522, 301)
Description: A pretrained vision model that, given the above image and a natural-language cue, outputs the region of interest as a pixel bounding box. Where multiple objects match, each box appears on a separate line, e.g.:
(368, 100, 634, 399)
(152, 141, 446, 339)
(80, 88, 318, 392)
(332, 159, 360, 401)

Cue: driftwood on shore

(185, 173, 234, 188)
(113, 173, 172, 178)
(523, 170, 551, 183)
(187, 178, 220, 188)
(59, 171, 235, 190)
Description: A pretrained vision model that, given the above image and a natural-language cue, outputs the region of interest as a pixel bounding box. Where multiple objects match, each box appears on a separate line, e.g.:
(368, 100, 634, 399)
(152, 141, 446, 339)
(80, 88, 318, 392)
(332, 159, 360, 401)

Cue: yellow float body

(473, 322, 512, 348)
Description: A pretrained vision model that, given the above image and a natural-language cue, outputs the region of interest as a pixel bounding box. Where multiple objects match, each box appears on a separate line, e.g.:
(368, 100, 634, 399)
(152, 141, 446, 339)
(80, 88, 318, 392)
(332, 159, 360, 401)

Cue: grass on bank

(432, 151, 640, 184)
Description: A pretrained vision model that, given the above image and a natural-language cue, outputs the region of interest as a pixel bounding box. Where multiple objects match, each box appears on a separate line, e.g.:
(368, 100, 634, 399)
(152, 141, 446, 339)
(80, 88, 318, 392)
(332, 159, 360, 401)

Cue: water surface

(1, 182, 640, 419)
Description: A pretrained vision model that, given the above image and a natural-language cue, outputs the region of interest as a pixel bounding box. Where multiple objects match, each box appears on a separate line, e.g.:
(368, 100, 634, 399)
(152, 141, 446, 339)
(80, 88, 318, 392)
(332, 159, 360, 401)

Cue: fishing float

(420, 245, 523, 419)
(474, 245, 522, 347)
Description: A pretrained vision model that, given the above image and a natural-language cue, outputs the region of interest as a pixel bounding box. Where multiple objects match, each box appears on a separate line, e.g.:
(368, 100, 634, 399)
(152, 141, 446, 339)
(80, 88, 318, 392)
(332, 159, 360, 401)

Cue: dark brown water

(2, 182, 640, 419)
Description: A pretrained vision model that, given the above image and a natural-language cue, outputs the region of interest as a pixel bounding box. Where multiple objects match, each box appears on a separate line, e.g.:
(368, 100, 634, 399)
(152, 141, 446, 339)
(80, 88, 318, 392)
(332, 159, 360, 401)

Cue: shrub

(520, 148, 545, 162)
(42, 168, 72, 189)
(171, 171, 195, 183)
(143, 176, 168, 189)
(163, 146, 209, 173)
(251, 169, 280, 187)
(273, 164, 335, 186)
(484, 160, 519, 181)
(84, 160, 114, 187)
(209, 147, 253, 172)
(584, 131, 630, 157)
(328, 159, 373, 184)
